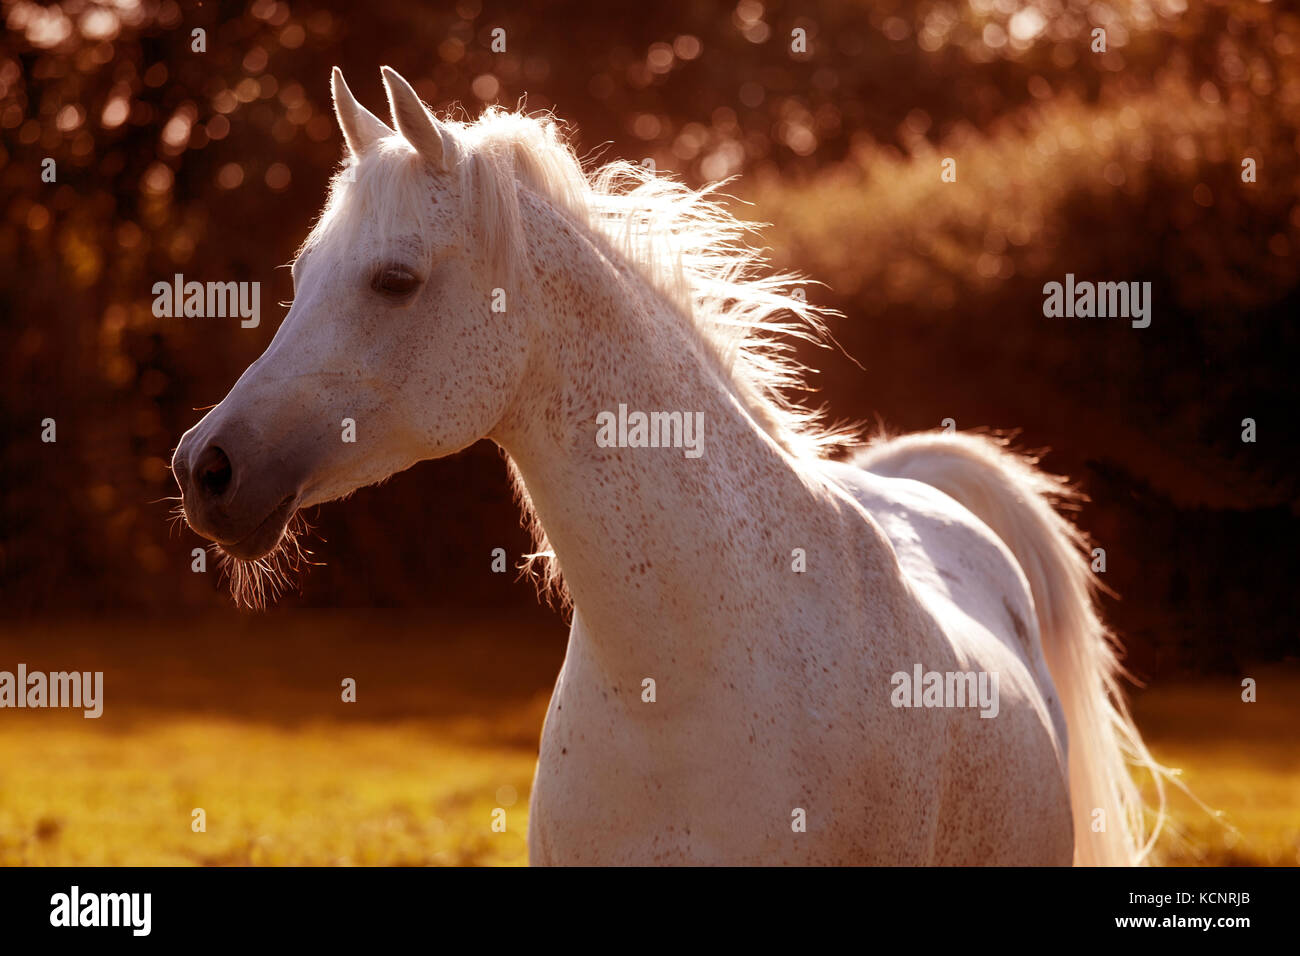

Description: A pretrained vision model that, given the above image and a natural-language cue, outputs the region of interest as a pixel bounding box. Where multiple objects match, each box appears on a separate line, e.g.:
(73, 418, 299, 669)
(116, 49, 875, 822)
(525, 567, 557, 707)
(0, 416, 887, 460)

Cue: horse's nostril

(195, 445, 233, 498)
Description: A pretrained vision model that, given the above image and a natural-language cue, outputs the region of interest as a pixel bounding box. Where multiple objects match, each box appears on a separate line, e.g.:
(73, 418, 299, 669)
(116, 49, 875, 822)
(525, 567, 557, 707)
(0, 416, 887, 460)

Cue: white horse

(172, 67, 1167, 865)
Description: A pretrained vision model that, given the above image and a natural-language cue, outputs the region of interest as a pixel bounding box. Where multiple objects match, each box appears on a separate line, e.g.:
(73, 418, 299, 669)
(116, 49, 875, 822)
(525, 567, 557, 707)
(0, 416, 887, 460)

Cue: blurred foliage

(0, 0, 1296, 673)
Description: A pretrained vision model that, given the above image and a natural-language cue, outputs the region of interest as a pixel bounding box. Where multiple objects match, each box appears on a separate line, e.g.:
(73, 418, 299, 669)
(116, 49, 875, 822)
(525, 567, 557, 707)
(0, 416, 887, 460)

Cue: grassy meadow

(0, 613, 1294, 867)
(0, 612, 557, 867)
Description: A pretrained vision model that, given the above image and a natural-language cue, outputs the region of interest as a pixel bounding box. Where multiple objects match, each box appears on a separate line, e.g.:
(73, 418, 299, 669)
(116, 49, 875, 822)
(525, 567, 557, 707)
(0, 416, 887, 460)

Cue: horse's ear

(331, 66, 392, 158)
(381, 66, 447, 170)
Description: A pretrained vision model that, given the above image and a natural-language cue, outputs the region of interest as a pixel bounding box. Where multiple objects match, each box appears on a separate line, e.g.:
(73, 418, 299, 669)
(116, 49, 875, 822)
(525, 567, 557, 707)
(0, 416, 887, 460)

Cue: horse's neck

(494, 199, 841, 668)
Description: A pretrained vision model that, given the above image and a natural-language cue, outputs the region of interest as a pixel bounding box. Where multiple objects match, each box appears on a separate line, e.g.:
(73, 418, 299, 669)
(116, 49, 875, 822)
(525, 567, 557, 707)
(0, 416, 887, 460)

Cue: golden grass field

(0, 612, 1294, 866)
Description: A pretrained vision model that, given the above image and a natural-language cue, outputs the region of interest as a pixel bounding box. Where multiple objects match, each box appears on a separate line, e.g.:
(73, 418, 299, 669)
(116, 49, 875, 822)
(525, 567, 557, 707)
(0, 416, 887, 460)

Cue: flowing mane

(294, 104, 859, 605)
(299, 105, 855, 462)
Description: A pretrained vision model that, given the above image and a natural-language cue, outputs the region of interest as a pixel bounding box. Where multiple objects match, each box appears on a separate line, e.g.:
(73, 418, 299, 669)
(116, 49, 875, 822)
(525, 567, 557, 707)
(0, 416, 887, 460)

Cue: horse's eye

(371, 266, 420, 298)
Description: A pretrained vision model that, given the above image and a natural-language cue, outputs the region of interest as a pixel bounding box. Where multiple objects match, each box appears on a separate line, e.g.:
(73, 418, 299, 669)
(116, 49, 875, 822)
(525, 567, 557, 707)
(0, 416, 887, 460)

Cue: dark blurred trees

(1, 0, 1296, 674)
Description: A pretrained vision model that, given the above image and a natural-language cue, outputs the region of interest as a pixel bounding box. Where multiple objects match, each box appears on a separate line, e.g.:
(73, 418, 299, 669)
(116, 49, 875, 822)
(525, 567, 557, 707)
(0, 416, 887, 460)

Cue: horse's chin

(217, 495, 297, 561)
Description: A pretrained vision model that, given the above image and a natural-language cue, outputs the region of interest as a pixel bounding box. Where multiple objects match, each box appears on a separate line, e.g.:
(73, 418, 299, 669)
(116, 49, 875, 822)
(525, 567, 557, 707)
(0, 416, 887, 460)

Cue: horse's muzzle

(173, 426, 299, 559)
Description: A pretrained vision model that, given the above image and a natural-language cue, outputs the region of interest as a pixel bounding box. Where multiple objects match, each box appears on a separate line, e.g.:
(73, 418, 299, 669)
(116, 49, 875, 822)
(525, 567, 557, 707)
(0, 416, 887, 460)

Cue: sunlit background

(1, 0, 1297, 865)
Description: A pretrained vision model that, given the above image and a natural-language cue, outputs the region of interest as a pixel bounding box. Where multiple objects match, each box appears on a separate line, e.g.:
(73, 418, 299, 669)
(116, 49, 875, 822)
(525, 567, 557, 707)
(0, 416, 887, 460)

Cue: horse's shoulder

(820, 459, 1039, 652)
(821, 459, 1010, 557)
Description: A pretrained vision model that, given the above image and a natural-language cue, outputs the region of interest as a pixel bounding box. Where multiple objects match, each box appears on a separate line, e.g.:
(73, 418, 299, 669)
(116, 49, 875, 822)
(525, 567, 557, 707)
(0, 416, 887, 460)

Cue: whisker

(213, 511, 319, 609)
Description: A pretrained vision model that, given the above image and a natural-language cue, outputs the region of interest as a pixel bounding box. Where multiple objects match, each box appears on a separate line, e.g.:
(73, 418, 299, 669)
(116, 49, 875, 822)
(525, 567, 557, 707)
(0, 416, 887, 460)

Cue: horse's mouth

(218, 494, 297, 561)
